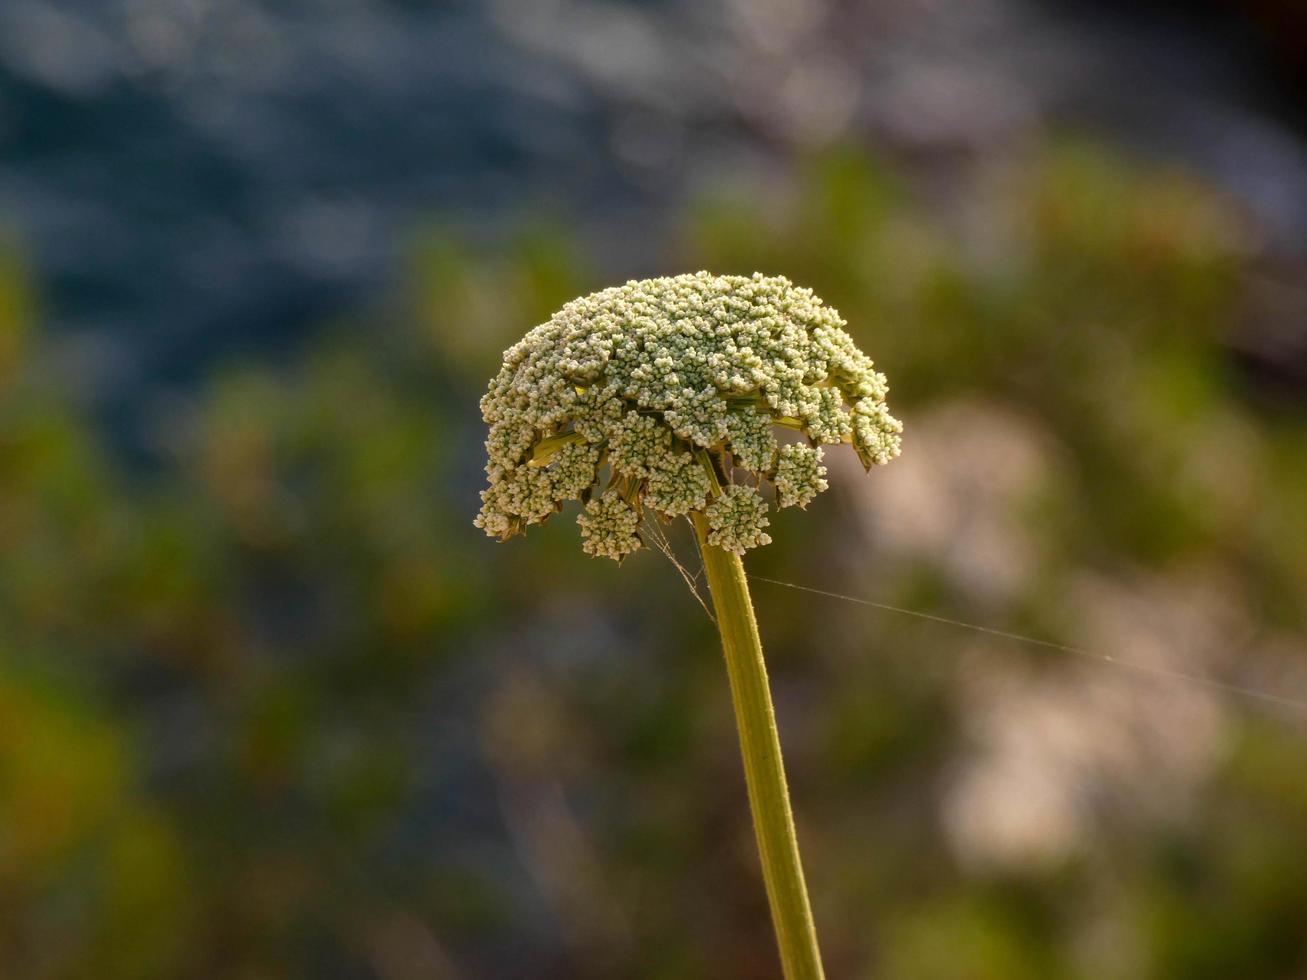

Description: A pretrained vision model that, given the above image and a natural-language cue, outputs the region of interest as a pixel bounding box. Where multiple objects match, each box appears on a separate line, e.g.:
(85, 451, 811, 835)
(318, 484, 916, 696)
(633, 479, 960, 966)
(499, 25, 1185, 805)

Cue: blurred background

(2, 1, 1307, 977)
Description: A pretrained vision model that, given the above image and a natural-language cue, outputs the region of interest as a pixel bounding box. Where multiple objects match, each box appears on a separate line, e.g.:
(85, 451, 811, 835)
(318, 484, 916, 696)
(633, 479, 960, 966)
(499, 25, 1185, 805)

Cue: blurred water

(0, 2, 615, 401)
(0, 0, 1303, 431)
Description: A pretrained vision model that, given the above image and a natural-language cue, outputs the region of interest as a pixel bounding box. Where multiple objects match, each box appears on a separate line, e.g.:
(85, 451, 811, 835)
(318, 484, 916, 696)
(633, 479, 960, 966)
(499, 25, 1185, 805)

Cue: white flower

(476, 272, 901, 559)
(727, 409, 778, 473)
(549, 441, 601, 501)
(607, 410, 670, 478)
(645, 451, 712, 517)
(577, 494, 642, 561)
(852, 398, 904, 469)
(774, 444, 828, 510)
(705, 485, 772, 555)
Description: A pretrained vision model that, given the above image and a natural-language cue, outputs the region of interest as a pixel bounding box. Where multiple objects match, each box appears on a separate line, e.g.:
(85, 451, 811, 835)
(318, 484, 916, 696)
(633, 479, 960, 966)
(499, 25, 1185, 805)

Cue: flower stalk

(692, 511, 825, 980)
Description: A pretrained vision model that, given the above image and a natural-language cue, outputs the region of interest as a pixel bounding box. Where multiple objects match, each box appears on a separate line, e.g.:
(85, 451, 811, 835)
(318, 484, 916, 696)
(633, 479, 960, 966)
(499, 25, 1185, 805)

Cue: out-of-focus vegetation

(2, 143, 1306, 979)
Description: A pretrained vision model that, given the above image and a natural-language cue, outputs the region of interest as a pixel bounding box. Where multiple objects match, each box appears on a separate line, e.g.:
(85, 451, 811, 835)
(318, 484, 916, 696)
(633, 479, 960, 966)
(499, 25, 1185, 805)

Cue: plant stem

(692, 512, 826, 980)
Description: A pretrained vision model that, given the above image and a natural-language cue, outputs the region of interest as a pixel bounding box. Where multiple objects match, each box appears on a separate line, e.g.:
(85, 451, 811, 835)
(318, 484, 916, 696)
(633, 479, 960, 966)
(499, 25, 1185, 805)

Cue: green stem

(692, 512, 826, 980)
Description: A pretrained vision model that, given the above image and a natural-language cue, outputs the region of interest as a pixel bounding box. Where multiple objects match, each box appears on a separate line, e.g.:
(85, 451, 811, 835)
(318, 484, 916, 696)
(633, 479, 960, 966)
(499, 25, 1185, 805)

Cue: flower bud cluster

(774, 444, 828, 510)
(577, 494, 642, 561)
(475, 272, 901, 559)
(705, 485, 772, 555)
(644, 451, 713, 517)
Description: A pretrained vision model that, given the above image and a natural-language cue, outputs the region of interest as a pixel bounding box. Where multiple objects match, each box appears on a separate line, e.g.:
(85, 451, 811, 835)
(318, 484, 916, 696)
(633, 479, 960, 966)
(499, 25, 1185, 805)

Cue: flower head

(774, 443, 828, 510)
(577, 494, 642, 561)
(705, 484, 772, 555)
(475, 272, 901, 559)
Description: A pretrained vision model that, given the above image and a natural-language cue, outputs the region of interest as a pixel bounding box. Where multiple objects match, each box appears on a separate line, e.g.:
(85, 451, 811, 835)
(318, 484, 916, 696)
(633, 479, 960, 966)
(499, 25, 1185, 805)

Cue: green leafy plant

(476, 271, 901, 978)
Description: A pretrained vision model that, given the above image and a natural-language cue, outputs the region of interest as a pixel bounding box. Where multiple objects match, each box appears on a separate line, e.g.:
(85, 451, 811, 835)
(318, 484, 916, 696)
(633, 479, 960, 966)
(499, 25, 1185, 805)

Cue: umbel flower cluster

(475, 272, 902, 560)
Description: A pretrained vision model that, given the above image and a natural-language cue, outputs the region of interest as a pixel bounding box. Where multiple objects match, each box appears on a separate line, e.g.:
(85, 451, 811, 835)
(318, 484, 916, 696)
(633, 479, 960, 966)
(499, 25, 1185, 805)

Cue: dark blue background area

(1, 0, 1303, 433)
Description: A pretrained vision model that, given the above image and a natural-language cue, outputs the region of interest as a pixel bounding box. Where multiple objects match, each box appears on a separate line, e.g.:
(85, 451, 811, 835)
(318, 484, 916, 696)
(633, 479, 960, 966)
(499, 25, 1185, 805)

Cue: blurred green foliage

(1, 143, 1305, 978)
